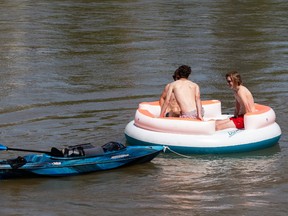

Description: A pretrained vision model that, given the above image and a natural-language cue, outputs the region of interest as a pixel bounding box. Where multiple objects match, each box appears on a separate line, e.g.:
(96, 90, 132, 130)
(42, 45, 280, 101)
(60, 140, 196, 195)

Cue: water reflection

(154, 147, 282, 213)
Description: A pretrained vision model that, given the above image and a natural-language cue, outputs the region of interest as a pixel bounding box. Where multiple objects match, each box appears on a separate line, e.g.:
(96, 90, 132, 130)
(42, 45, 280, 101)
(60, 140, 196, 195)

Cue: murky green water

(0, 1, 287, 215)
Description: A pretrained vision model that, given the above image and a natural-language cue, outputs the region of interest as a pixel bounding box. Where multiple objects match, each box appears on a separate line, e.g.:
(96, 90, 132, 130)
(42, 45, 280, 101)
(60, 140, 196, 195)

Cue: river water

(0, 0, 287, 215)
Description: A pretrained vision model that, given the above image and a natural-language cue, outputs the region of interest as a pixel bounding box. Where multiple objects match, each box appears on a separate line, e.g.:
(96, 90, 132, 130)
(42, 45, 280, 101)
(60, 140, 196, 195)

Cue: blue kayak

(0, 142, 163, 179)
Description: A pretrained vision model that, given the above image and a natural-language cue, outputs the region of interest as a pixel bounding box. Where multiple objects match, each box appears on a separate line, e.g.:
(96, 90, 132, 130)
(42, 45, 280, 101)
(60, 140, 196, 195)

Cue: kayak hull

(0, 145, 163, 179)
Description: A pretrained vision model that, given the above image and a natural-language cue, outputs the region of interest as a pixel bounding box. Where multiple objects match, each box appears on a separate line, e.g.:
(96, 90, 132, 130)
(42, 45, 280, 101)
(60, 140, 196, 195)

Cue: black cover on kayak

(61, 141, 126, 157)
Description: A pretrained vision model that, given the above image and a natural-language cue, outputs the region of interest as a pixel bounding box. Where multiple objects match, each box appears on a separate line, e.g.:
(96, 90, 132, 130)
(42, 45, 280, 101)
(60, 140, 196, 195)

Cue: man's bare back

(234, 85, 255, 115)
(171, 79, 199, 113)
(160, 65, 203, 120)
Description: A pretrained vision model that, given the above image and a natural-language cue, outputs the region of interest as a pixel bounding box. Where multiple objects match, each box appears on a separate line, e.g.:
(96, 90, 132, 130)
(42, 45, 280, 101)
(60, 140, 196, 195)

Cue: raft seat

(138, 99, 222, 119)
(135, 100, 220, 135)
(244, 104, 276, 130)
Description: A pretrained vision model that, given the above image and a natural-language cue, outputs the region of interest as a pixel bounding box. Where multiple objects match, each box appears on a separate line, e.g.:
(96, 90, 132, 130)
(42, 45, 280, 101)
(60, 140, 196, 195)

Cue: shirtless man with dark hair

(160, 65, 203, 120)
(216, 71, 256, 130)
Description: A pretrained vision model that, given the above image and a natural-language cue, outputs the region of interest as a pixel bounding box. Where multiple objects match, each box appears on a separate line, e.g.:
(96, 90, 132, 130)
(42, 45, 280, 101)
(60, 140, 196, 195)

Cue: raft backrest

(201, 100, 222, 119)
(135, 100, 219, 135)
(244, 103, 276, 130)
(138, 100, 222, 119)
(138, 101, 160, 116)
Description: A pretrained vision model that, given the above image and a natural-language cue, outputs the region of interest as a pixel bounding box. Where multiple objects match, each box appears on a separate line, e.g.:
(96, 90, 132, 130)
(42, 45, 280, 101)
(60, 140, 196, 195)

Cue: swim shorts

(180, 110, 198, 118)
(230, 115, 244, 129)
(180, 108, 205, 119)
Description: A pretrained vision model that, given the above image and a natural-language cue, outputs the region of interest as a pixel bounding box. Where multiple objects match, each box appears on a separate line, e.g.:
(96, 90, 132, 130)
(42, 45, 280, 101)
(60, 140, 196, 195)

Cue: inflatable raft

(125, 100, 282, 154)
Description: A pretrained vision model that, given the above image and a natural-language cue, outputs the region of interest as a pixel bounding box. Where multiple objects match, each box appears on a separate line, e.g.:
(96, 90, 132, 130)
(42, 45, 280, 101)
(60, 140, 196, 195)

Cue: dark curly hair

(175, 65, 191, 79)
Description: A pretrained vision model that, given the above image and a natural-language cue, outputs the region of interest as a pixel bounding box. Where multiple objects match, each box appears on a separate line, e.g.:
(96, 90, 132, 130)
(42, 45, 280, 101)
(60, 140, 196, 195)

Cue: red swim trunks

(229, 115, 244, 129)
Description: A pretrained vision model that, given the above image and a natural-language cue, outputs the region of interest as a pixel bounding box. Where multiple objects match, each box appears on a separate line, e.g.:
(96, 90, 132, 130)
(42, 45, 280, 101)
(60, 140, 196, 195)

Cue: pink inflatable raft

(124, 100, 281, 154)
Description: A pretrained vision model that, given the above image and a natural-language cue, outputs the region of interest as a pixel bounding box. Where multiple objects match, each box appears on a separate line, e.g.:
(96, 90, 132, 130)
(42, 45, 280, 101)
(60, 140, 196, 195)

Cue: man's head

(175, 65, 191, 79)
(226, 71, 242, 88)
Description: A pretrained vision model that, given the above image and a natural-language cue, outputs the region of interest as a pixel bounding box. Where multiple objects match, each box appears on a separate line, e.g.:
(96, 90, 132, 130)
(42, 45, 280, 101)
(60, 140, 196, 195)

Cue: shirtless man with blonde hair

(216, 71, 256, 130)
(160, 65, 203, 120)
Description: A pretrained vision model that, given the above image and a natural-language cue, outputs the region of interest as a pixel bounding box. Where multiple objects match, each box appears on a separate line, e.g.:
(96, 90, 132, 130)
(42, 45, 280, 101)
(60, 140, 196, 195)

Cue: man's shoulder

(238, 85, 253, 97)
(239, 85, 250, 93)
(188, 81, 199, 87)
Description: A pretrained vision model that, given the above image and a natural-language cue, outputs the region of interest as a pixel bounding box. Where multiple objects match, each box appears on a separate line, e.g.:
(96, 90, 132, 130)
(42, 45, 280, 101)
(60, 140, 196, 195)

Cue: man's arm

(160, 86, 172, 117)
(159, 84, 169, 107)
(234, 99, 240, 117)
(195, 85, 203, 121)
